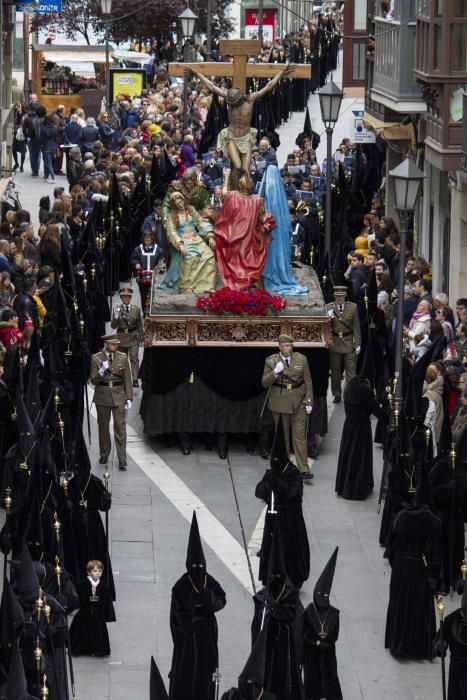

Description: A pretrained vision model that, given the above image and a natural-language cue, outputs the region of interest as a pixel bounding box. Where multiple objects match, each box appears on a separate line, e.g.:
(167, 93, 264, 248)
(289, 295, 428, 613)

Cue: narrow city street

(8, 54, 456, 699)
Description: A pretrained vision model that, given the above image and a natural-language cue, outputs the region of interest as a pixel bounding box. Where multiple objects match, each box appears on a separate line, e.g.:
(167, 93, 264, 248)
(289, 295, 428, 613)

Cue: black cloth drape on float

(140, 347, 329, 435)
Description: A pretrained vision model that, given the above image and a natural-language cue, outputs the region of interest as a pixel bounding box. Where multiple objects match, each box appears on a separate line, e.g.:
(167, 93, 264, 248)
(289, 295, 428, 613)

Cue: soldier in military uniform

(90, 334, 133, 470)
(261, 334, 314, 481)
(326, 286, 361, 403)
(110, 288, 143, 388)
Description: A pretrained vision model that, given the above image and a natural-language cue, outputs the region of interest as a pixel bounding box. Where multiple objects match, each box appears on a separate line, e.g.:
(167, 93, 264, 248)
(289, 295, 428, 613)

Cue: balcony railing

(371, 16, 424, 111)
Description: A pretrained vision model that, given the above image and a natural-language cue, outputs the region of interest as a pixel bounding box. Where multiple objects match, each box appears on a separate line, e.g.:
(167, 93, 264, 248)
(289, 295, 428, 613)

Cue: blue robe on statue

(260, 166, 308, 296)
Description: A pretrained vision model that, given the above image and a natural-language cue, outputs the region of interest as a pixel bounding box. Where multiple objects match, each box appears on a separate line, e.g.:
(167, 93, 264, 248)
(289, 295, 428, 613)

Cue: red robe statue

(214, 190, 275, 290)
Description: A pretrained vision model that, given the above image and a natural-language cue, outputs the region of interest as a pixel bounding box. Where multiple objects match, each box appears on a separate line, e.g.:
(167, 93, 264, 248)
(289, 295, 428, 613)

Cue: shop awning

(112, 50, 153, 66)
(363, 112, 414, 142)
(41, 50, 108, 64)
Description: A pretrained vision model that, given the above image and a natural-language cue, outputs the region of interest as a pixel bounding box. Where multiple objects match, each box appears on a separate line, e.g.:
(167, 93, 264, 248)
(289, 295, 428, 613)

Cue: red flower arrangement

(197, 287, 287, 317)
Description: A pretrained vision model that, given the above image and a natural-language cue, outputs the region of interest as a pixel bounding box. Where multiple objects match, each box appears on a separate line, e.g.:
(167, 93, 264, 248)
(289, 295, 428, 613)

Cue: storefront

(32, 43, 107, 113)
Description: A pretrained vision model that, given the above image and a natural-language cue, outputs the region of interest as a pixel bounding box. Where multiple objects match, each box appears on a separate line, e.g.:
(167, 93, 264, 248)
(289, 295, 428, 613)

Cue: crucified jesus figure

(185, 64, 294, 173)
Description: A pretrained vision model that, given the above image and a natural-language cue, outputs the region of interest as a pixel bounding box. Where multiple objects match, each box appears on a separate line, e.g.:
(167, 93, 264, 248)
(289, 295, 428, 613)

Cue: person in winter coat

(51, 104, 66, 174)
(67, 147, 85, 188)
(411, 334, 432, 362)
(37, 224, 62, 275)
(452, 389, 467, 440)
(423, 364, 445, 444)
(0, 308, 33, 347)
(81, 117, 99, 152)
(24, 105, 46, 176)
(406, 300, 432, 350)
(180, 134, 197, 169)
(40, 115, 58, 183)
(12, 101, 27, 172)
(96, 112, 114, 149)
(64, 113, 83, 146)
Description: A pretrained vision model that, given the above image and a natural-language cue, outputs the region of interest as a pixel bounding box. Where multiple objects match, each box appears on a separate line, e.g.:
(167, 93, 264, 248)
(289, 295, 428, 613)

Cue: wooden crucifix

(168, 39, 311, 93)
(168, 39, 311, 172)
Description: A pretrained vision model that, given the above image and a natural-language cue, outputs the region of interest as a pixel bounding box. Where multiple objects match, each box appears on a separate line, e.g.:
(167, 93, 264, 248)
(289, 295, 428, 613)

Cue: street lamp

(319, 79, 344, 260)
(100, 0, 113, 107)
(179, 6, 198, 43)
(389, 157, 425, 406)
(178, 5, 198, 131)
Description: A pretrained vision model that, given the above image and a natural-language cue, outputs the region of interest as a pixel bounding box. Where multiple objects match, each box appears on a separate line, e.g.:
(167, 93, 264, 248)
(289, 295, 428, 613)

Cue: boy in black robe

(435, 580, 467, 700)
(169, 511, 226, 700)
(303, 547, 342, 700)
(251, 522, 303, 700)
(385, 463, 442, 659)
(69, 559, 115, 657)
(256, 417, 310, 589)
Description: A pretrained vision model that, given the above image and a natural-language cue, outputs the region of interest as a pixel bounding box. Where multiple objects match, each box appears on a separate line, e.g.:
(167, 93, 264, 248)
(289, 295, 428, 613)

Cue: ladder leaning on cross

(168, 39, 311, 93)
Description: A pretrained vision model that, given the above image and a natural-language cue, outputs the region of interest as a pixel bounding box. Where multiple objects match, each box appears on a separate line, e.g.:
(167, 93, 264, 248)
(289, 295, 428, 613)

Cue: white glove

(355, 346, 361, 355)
(113, 306, 120, 319)
(274, 361, 285, 375)
(305, 405, 313, 414)
(327, 309, 334, 318)
(99, 360, 109, 376)
(125, 400, 132, 410)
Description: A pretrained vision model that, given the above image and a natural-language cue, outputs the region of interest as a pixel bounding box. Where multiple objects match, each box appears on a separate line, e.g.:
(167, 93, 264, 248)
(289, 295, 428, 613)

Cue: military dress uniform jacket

(110, 304, 143, 349)
(90, 351, 133, 407)
(325, 301, 361, 354)
(262, 352, 313, 414)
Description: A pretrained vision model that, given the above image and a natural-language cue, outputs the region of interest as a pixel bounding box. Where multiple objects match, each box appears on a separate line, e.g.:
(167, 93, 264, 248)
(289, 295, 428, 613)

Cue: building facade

(364, 0, 466, 299)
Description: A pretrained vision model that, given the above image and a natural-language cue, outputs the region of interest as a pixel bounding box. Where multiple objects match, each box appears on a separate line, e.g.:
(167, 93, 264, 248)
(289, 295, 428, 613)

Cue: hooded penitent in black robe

(251, 523, 304, 700)
(13, 541, 70, 700)
(0, 642, 39, 700)
(69, 577, 115, 657)
(384, 469, 441, 659)
(221, 620, 277, 700)
(60, 472, 115, 600)
(150, 655, 169, 700)
(335, 376, 382, 500)
(256, 417, 310, 589)
(303, 547, 342, 700)
(430, 456, 465, 592)
(435, 584, 467, 700)
(169, 512, 226, 700)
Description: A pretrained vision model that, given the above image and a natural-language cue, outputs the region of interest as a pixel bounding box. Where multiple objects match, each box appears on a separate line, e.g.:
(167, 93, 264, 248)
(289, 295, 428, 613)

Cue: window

(454, 0, 467, 18)
(354, 0, 367, 29)
(451, 23, 467, 71)
(434, 24, 442, 70)
(353, 42, 366, 80)
(435, 0, 443, 16)
(449, 84, 466, 122)
(416, 0, 428, 16)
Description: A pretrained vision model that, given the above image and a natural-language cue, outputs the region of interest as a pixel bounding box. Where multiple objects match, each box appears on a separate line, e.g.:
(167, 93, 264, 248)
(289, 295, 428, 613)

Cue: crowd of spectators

(3, 4, 465, 447)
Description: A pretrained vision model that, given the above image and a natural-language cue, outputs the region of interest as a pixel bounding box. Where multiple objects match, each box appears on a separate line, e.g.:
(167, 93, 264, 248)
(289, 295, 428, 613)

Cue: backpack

(32, 117, 43, 141)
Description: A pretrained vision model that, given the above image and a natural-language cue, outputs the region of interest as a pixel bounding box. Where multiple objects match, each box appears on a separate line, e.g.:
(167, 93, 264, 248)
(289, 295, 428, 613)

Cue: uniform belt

(273, 379, 304, 390)
(332, 330, 353, 338)
(101, 380, 123, 387)
(120, 328, 136, 334)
